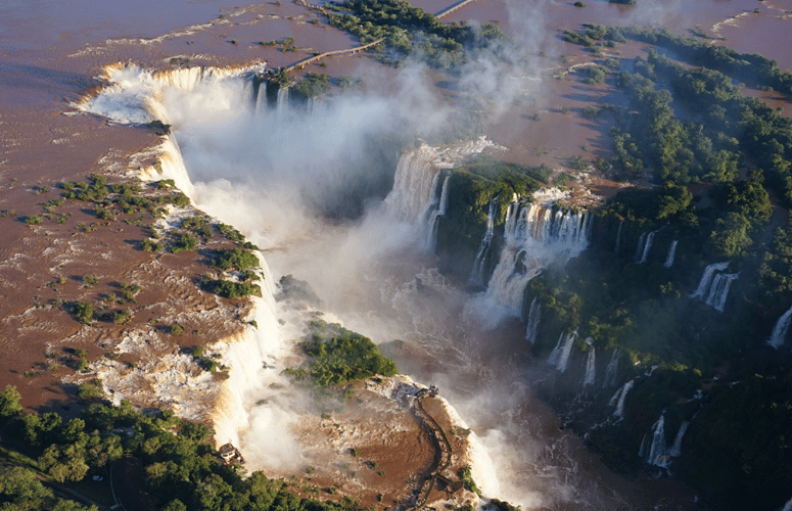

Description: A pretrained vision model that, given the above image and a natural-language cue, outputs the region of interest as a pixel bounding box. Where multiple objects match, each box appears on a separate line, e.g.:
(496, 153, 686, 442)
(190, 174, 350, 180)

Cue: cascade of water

(704, 272, 739, 312)
(667, 420, 689, 458)
(782, 496, 792, 511)
(546, 332, 565, 368)
(424, 173, 451, 252)
(583, 345, 596, 387)
(470, 199, 498, 286)
(484, 199, 590, 316)
(638, 230, 657, 264)
(603, 350, 620, 388)
(524, 297, 541, 343)
(663, 240, 678, 268)
(642, 413, 689, 468)
(555, 331, 576, 373)
(646, 413, 667, 466)
(276, 86, 289, 120)
(691, 261, 730, 299)
(615, 221, 624, 254)
(769, 305, 792, 349)
(613, 379, 634, 417)
(633, 232, 646, 262)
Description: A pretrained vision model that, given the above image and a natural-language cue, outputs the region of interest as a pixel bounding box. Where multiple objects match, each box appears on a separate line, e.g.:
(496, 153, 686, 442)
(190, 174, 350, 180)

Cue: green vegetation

(328, 0, 507, 70)
(212, 249, 260, 272)
(70, 302, 94, 325)
(203, 279, 262, 299)
(169, 325, 183, 336)
(292, 73, 330, 101)
(170, 233, 197, 253)
(288, 320, 397, 387)
(0, 389, 370, 511)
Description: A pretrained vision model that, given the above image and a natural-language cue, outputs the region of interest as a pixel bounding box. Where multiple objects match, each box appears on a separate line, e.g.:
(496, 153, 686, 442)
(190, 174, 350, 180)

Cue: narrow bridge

(283, 37, 385, 73)
(282, 0, 483, 74)
(435, 0, 481, 19)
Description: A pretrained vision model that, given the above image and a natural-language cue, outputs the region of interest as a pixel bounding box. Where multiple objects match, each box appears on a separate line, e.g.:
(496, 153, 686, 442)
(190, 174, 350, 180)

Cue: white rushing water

(470, 192, 591, 325)
(691, 261, 737, 311)
(469, 198, 498, 286)
(78, 62, 656, 511)
(640, 412, 689, 468)
(663, 240, 678, 268)
(633, 232, 646, 262)
(524, 296, 541, 343)
(583, 343, 596, 387)
(603, 349, 620, 388)
(769, 304, 792, 349)
(547, 330, 576, 373)
(610, 379, 634, 417)
(638, 230, 657, 264)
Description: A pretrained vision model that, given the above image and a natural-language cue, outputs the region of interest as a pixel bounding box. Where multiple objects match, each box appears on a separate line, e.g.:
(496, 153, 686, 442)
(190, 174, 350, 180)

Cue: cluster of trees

(0, 386, 367, 511)
(436, 157, 546, 275)
(495, 24, 792, 509)
(292, 73, 331, 102)
(327, 0, 507, 70)
(290, 320, 398, 387)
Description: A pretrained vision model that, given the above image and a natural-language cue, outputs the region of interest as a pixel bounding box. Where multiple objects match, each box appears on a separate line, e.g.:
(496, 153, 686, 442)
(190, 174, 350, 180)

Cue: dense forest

(425, 22, 792, 510)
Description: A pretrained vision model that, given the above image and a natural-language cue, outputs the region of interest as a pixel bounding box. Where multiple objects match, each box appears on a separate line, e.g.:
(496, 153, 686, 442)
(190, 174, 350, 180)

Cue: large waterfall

(691, 261, 737, 312)
(524, 297, 541, 343)
(481, 193, 591, 318)
(639, 413, 689, 468)
(638, 230, 657, 264)
(609, 379, 634, 417)
(384, 138, 495, 250)
(769, 305, 792, 349)
(469, 198, 498, 286)
(547, 330, 576, 373)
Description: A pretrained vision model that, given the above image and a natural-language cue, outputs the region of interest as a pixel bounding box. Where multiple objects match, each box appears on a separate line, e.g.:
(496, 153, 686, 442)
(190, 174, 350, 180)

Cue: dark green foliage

(295, 320, 398, 386)
(212, 248, 259, 272)
(169, 325, 183, 336)
(678, 369, 792, 511)
(586, 66, 606, 84)
(170, 233, 197, 253)
(78, 379, 104, 402)
(204, 279, 263, 299)
(0, 465, 97, 510)
(0, 386, 22, 418)
(71, 302, 94, 325)
(141, 238, 162, 252)
(278, 275, 322, 306)
(458, 466, 481, 495)
(328, 0, 507, 70)
(292, 73, 331, 101)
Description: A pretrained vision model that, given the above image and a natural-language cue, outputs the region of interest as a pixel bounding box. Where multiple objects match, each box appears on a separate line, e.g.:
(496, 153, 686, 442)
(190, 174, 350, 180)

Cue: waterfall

(642, 413, 689, 468)
(276, 86, 289, 120)
(782, 496, 792, 511)
(603, 350, 620, 388)
(423, 173, 451, 252)
(663, 240, 678, 268)
(646, 413, 667, 466)
(612, 379, 634, 417)
(691, 261, 735, 313)
(547, 330, 576, 373)
(633, 232, 646, 262)
(583, 344, 596, 387)
(704, 272, 739, 312)
(769, 305, 792, 349)
(524, 297, 541, 343)
(638, 230, 657, 264)
(615, 221, 624, 254)
(470, 198, 498, 286)
(483, 197, 590, 316)
(384, 138, 495, 244)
